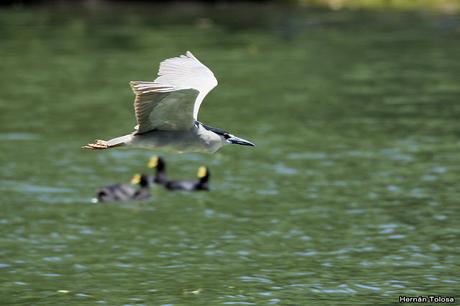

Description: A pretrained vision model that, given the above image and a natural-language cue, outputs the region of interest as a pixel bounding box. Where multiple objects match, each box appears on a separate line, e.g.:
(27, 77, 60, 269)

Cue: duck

(164, 166, 210, 191)
(147, 155, 167, 185)
(95, 173, 150, 203)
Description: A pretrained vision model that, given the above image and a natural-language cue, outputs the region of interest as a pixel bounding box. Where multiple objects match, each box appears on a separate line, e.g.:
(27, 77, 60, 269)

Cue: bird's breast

(130, 129, 216, 153)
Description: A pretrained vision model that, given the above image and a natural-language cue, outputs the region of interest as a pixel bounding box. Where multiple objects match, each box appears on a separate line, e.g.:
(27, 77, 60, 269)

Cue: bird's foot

(82, 139, 109, 150)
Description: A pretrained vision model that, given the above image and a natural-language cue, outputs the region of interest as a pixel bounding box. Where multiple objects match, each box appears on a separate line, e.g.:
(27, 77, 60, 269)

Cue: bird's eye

(223, 133, 230, 139)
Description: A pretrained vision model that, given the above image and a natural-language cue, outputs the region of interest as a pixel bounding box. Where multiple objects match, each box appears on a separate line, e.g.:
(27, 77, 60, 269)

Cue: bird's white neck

(196, 122, 226, 153)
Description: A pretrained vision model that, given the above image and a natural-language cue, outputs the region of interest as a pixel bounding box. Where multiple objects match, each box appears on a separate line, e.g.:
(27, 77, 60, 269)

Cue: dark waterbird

(164, 166, 210, 191)
(95, 174, 150, 203)
(147, 155, 167, 185)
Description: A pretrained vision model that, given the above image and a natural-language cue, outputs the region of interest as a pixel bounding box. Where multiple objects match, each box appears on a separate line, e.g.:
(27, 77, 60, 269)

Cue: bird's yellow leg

(82, 139, 109, 150)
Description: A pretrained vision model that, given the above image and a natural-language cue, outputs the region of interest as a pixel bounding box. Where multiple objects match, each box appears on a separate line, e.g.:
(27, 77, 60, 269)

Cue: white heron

(82, 51, 255, 153)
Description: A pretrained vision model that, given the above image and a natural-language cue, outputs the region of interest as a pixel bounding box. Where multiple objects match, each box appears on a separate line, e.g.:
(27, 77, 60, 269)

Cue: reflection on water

(1, 2, 460, 305)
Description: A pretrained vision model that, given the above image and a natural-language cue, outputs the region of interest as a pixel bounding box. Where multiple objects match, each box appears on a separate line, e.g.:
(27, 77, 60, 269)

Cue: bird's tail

(82, 135, 131, 150)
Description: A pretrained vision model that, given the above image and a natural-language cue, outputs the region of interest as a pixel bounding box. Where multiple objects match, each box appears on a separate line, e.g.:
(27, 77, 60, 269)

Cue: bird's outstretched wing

(130, 51, 218, 134)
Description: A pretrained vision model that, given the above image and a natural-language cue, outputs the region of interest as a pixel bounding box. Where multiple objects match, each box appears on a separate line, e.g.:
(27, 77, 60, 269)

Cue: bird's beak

(228, 136, 256, 147)
(148, 156, 158, 169)
(131, 174, 141, 185)
(197, 166, 207, 178)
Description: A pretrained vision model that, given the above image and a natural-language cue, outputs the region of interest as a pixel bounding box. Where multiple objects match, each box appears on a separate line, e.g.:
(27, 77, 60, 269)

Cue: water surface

(1, 3, 460, 305)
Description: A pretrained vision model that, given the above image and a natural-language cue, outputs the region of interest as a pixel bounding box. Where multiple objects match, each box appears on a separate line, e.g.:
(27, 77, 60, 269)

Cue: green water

(1, 3, 460, 305)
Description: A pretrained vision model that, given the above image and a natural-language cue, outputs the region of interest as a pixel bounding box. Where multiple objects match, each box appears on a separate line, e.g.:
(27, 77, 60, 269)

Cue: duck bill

(228, 136, 256, 147)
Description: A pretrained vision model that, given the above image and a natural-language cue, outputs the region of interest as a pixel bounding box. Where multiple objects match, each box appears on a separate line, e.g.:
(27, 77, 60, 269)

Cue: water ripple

(0, 132, 40, 140)
(355, 284, 381, 291)
(240, 275, 273, 284)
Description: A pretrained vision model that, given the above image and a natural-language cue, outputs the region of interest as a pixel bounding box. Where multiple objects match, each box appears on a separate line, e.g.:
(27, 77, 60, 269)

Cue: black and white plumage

(83, 51, 255, 153)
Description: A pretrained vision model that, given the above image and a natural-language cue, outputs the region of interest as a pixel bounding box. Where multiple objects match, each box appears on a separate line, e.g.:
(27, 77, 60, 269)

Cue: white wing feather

(130, 51, 218, 134)
(155, 51, 218, 119)
(130, 82, 199, 133)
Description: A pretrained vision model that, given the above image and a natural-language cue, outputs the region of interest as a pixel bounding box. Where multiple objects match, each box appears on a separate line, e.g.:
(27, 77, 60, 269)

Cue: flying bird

(83, 51, 255, 153)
